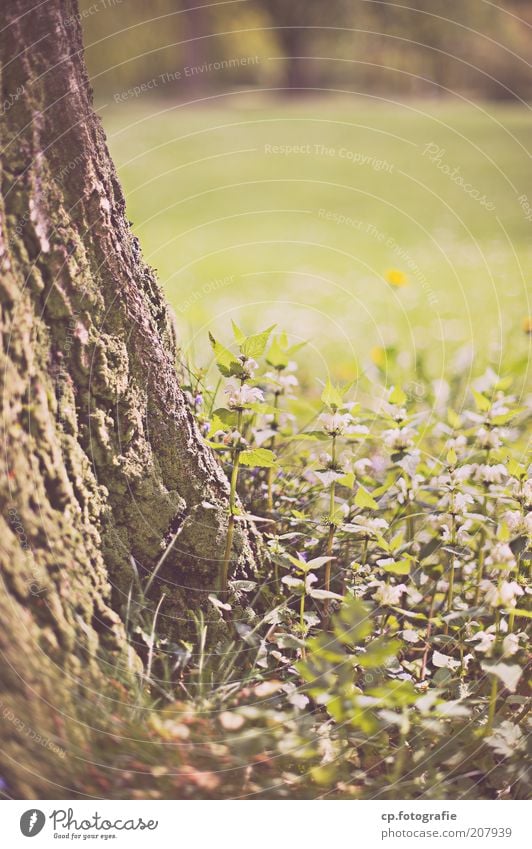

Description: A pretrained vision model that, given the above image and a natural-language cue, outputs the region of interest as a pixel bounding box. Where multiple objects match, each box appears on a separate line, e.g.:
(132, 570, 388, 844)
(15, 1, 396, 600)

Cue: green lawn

(102, 97, 531, 383)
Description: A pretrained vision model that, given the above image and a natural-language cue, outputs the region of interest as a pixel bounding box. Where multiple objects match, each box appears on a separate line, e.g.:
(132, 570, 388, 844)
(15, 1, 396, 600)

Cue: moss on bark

(0, 0, 262, 798)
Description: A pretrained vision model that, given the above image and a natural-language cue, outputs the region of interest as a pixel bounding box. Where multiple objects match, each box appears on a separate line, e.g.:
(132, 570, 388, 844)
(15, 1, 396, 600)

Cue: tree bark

(0, 0, 260, 797)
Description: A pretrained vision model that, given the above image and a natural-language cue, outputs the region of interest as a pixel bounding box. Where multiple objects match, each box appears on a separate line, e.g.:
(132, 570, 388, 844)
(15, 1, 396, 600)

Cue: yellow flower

(386, 269, 408, 287)
(371, 346, 386, 368)
(523, 316, 532, 334)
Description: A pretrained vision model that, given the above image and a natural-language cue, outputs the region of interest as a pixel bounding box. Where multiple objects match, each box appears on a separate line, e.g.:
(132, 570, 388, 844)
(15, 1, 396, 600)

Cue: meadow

(71, 97, 531, 801)
(103, 97, 531, 388)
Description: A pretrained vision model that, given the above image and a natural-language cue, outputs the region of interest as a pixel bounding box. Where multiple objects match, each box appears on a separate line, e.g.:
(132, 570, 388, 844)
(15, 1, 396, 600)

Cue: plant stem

(267, 386, 280, 512)
(322, 435, 337, 629)
(474, 529, 486, 605)
(220, 407, 243, 597)
(444, 512, 456, 634)
(486, 675, 498, 735)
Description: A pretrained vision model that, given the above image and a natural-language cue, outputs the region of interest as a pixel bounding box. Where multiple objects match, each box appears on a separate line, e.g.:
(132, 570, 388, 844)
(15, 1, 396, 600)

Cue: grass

(101, 95, 531, 384)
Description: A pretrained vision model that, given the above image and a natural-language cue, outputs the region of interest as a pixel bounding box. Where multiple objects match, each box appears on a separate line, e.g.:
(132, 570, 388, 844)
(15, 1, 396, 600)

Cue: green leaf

(389, 385, 407, 406)
(446, 448, 457, 467)
(495, 375, 513, 391)
(321, 378, 344, 412)
(208, 333, 240, 377)
(481, 661, 523, 693)
(212, 408, 237, 428)
(472, 389, 491, 412)
(390, 607, 427, 621)
(231, 320, 246, 346)
(491, 408, 525, 425)
(241, 325, 275, 359)
(333, 597, 372, 646)
(505, 608, 532, 620)
(447, 409, 462, 429)
(382, 559, 411, 576)
(239, 448, 277, 468)
(355, 485, 378, 510)
(357, 637, 402, 668)
(507, 458, 526, 479)
(309, 588, 344, 601)
(337, 471, 355, 488)
(266, 336, 289, 370)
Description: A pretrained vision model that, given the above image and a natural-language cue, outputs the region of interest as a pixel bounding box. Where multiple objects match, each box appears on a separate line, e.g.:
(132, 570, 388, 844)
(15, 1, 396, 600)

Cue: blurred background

(80, 0, 532, 386)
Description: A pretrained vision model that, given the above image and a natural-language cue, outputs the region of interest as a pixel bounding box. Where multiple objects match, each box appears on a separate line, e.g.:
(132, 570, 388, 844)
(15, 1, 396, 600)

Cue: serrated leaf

(491, 408, 525, 425)
(208, 594, 231, 612)
(321, 378, 344, 411)
(306, 556, 335, 570)
(212, 408, 237, 428)
(281, 575, 305, 593)
(208, 332, 240, 377)
(231, 320, 246, 346)
(241, 325, 275, 359)
(239, 448, 277, 468)
(447, 409, 462, 429)
(355, 485, 378, 510)
(389, 385, 407, 406)
(481, 661, 522, 693)
(314, 469, 345, 486)
(229, 580, 257, 592)
(390, 607, 427, 621)
(337, 471, 355, 488)
(309, 588, 344, 600)
(432, 650, 460, 670)
(382, 559, 411, 576)
(266, 335, 289, 370)
(507, 458, 525, 478)
(472, 389, 491, 412)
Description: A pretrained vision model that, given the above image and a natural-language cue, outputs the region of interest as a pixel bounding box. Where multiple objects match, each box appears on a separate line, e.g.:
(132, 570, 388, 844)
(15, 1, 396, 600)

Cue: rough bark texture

(0, 0, 260, 797)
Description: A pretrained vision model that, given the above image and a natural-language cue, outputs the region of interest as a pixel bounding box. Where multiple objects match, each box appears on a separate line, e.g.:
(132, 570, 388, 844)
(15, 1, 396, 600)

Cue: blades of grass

(146, 593, 166, 685)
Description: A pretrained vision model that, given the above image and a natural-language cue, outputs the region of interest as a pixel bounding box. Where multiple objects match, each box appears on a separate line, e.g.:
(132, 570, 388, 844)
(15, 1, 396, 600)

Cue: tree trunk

(0, 0, 260, 797)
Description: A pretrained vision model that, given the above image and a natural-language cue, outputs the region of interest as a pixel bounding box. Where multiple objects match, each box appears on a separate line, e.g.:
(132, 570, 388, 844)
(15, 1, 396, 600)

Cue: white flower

(523, 479, 532, 508)
(504, 510, 524, 534)
(470, 631, 495, 653)
(439, 490, 474, 513)
(265, 371, 298, 396)
(353, 458, 373, 475)
(406, 585, 423, 604)
(454, 464, 474, 482)
(280, 374, 298, 389)
(396, 477, 409, 504)
(383, 427, 416, 451)
(486, 542, 516, 568)
(373, 582, 407, 605)
(473, 368, 499, 394)
(502, 633, 520, 657)
(504, 510, 532, 536)
(319, 412, 353, 436)
(454, 492, 474, 513)
(397, 450, 421, 478)
(445, 434, 467, 454)
(241, 357, 258, 378)
(345, 516, 389, 537)
(473, 463, 508, 484)
(480, 580, 524, 608)
(376, 557, 395, 568)
(476, 427, 501, 450)
(225, 382, 264, 409)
